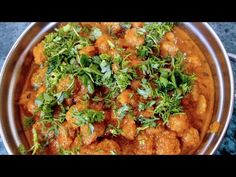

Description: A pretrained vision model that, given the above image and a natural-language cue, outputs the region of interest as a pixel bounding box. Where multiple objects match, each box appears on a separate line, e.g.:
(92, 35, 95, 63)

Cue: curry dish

(18, 22, 214, 155)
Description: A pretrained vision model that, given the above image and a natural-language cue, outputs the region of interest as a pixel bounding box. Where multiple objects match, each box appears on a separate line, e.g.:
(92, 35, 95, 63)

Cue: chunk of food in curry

(18, 22, 214, 155)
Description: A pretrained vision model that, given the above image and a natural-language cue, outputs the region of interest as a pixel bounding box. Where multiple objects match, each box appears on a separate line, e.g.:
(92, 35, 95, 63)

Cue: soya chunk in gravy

(19, 22, 214, 155)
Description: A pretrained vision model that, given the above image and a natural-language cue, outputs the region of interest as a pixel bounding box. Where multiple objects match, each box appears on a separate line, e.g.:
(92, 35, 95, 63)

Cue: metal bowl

(0, 22, 234, 155)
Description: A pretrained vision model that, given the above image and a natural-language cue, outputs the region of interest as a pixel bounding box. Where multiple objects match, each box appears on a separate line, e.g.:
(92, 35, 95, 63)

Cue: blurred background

(0, 22, 236, 155)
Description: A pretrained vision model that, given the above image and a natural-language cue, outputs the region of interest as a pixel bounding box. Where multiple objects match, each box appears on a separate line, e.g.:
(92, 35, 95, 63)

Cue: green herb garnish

(23, 117, 35, 129)
(18, 144, 27, 155)
(28, 128, 41, 155)
(72, 109, 105, 126)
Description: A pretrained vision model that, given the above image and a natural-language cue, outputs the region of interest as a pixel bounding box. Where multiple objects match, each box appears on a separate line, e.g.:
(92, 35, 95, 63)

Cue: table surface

(0, 22, 236, 155)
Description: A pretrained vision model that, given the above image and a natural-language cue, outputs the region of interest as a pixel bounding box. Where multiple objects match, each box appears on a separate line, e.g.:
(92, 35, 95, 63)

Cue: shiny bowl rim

(202, 22, 234, 154)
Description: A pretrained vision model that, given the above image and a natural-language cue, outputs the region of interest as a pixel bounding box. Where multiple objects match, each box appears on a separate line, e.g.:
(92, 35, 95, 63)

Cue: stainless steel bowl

(0, 22, 234, 155)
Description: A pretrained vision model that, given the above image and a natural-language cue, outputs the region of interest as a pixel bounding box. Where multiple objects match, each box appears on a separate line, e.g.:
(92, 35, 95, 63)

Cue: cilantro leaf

(137, 78, 154, 99)
(106, 124, 123, 136)
(90, 27, 102, 41)
(18, 144, 27, 155)
(79, 74, 95, 94)
(138, 101, 156, 112)
(136, 116, 159, 133)
(115, 104, 130, 120)
(23, 117, 35, 129)
(72, 109, 105, 126)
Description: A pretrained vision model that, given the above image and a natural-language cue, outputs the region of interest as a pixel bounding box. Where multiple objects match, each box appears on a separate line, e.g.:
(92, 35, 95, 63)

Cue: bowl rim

(0, 22, 37, 154)
(202, 22, 234, 154)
